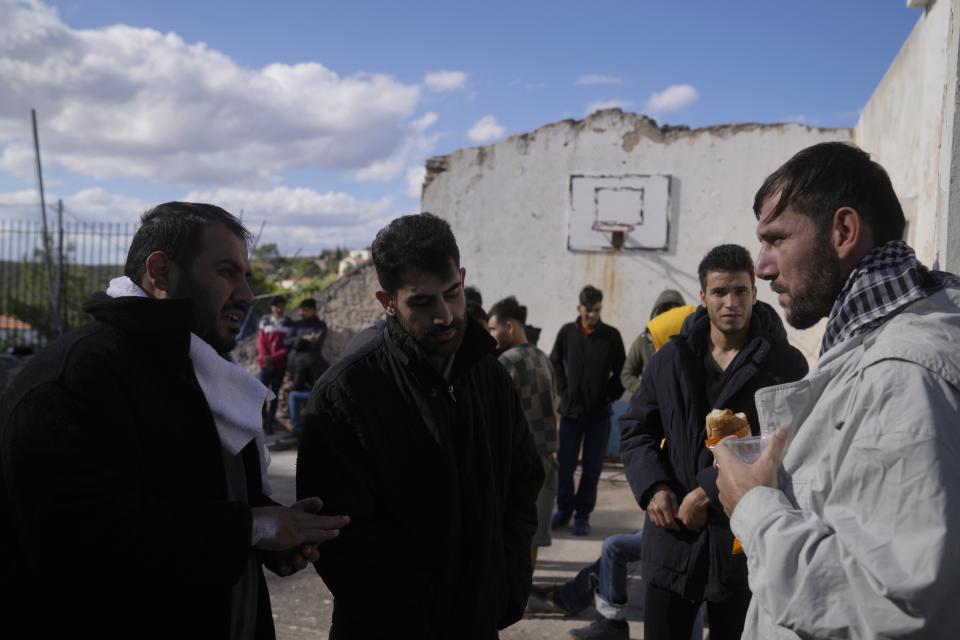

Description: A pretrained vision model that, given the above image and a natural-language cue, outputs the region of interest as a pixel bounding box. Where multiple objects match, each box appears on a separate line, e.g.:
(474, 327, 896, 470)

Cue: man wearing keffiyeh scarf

(712, 142, 960, 639)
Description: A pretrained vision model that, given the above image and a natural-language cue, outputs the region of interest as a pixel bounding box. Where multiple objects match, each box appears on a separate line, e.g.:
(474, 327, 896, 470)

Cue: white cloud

(0, 187, 150, 223)
(353, 112, 438, 182)
(406, 166, 426, 199)
(585, 99, 633, 116)
(0, 184, 402, 250)
(0, 1, 421, 186)
(424, 70, 468, 92)
(466, 115, 505, 143)
(181, 186, 397, 250)
(644, 84, 699, 113)
(576, 74, 623, 86)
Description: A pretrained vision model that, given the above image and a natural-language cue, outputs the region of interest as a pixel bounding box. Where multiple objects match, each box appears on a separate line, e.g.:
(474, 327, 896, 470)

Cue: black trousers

(644, 583, 750, 640)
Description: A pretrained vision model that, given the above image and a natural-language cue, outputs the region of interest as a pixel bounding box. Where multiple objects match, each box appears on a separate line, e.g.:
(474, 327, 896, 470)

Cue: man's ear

(375, 290, 396, 316)
(831, 207, 873, 266)
(143, 251, 175, 299)
(699, 289, 706, 307)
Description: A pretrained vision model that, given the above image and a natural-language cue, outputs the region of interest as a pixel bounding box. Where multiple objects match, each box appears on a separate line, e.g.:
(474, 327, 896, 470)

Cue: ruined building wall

(854, 0, 960, 272)
(422, 109, 848, 364)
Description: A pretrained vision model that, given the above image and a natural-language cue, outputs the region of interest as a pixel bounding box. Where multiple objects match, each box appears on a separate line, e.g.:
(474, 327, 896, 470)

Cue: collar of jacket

(574, 316, 605, 334)
(82, 291, 194, 356)
(678, 300, 787, 366)
(382, 314, 496, 382)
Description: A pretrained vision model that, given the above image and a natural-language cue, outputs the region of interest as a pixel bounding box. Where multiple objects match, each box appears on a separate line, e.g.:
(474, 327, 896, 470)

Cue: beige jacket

(732, 288, 960, 639)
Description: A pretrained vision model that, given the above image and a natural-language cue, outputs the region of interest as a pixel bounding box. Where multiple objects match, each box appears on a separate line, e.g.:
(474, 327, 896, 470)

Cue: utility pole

(56, 198, 65, 332)
(31, 109, 61, 336)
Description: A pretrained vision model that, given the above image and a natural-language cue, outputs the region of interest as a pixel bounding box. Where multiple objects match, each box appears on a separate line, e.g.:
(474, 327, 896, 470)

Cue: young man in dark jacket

(285, 298, 329, 432)
(0, 202, 348, 639)
(296, 213, 543, 640)
(620, 244, 808, 640)
(550, 285, 626, 536)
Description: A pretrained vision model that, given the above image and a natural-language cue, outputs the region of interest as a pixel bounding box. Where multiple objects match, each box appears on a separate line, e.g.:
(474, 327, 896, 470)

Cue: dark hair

(371, 212, 460, 293)
(579, 285, 602, 307)
(124, 202, 250, 284)
(753, 142, 905, 244)
(298, 298, 317, 309)
(271, 295, 287, 306)
(488, 296, 527, 325)
(698, 244, 754, 289)
(464, 286, 483, 307)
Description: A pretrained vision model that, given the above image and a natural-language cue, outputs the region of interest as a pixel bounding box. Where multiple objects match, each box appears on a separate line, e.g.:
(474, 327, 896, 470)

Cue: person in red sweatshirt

(257, 295, 293, 433)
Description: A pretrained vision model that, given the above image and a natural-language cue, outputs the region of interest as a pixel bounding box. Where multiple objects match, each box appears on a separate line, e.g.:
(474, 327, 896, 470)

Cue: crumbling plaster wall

(423, 109, 848, 364)
(855, 0, 960, 271)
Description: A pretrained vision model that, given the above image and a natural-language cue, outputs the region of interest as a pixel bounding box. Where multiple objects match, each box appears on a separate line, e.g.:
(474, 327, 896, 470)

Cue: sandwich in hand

(704, 409, 750, 447)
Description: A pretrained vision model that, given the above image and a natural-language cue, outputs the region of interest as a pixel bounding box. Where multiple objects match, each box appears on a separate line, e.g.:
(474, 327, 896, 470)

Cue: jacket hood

(651, 289, 686, 319)
(680, 300, 788, 350)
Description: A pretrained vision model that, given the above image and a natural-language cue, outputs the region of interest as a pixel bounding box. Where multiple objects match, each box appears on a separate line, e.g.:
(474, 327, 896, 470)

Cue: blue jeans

(556, 415, 610, 519)
(557, 531, 643, 611)
(258, 367, 285, 431)
(287, 390, 310, 432)
(557, 530, 704, 635)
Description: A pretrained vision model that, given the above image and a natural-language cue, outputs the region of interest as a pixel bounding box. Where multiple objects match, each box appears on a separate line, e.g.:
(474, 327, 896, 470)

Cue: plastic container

(718, 435, 767, 464)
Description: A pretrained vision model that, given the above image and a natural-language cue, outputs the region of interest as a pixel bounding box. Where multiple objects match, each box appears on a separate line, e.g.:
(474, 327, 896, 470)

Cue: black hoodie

(550, 318, 626, 422)
(619, 300, 808, 602)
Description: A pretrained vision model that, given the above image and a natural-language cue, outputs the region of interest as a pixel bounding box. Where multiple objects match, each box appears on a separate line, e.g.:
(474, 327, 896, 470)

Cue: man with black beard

(715, 142, 960, 638)
(296, 213, 543, 639)
(0, 202, 348, 639)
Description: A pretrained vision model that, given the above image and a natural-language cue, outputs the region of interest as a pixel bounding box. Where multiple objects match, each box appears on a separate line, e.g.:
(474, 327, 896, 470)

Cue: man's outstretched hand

(253, 498, 349, 576)
(716, 428, 788, 518)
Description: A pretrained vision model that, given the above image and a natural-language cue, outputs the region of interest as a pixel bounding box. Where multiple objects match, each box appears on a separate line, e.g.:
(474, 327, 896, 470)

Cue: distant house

(279, 275, 314, 291)
(0, 314, 42, 345)
(338, 250, 371, 276)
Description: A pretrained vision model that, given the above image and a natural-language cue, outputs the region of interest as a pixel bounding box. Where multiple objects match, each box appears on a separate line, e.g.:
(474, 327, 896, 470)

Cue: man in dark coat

(550, 285, 626, 536)
(296, 212, 543, 640)
(285, 298, 330, 432)
(0, 202, 348, 639)
(620, 244, 808, 640)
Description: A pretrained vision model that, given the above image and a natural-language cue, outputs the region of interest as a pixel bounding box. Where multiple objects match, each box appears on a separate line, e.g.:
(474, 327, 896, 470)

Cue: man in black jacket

(296, 213, 543, 639)
(285, 298, 329, 432)
(0, 202, 348, 639)
(550, 285, 626, 536)
(620, 244, 808, 640)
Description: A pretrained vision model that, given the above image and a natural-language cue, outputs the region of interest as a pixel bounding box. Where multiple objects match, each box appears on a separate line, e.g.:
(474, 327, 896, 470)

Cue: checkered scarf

(821, 241, 960, 355)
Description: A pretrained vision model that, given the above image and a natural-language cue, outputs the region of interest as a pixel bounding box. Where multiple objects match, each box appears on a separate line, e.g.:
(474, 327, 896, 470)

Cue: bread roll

(705, 409, 750, 444)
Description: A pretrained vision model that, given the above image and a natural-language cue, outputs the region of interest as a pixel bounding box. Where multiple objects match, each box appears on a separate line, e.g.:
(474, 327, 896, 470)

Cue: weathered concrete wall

(855, 0, 960, 271)
(423, 109, 848, 363)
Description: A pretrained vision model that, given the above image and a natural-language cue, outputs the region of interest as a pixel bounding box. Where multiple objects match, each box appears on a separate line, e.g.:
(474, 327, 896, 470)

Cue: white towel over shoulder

(106, 276, 273, 495)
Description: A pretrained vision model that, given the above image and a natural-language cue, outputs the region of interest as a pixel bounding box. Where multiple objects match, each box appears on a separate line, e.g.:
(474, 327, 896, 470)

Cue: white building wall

(423, 110, 848, 363)
(854, 0, 960, 271)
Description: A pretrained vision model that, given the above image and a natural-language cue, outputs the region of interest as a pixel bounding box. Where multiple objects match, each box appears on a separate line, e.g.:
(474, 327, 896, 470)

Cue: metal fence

(0, 220, 136, 352)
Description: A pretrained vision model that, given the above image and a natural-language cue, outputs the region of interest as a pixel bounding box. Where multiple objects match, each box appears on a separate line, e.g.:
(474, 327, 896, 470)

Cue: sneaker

(572, 518, 591, 536)
(569, 617, 629, 640)
(551, 510, 573, 529)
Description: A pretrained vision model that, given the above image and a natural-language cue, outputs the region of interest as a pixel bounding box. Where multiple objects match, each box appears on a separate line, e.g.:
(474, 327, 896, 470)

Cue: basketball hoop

(592, 221, 635, 250)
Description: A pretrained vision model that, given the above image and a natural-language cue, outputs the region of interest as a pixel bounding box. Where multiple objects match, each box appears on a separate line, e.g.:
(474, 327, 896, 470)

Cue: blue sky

(0, 0, 921, 253)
